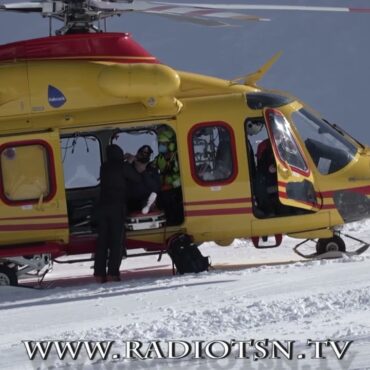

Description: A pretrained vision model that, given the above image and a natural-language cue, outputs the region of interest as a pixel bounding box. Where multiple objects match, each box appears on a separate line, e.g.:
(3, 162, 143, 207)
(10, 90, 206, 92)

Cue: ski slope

(1, 221, 370, 369)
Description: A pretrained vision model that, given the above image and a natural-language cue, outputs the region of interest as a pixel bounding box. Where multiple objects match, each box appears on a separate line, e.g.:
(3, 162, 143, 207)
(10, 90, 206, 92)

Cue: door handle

(277, 164, 291, 178)
(35, 194, 58, 211)
(36, 193, 44, 211)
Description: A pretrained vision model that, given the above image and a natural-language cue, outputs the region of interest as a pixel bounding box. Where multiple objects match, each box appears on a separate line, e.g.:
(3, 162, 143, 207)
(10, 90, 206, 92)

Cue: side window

(190, 122, 237, 185)
(112, 125, 181, 192)
(112, 130, 158, 158)
(61, 136, 101, 189)
(0, 142, 52, 202)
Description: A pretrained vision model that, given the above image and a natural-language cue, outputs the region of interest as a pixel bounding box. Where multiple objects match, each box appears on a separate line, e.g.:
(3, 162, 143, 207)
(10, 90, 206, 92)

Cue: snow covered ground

(1, 220, 370, 369)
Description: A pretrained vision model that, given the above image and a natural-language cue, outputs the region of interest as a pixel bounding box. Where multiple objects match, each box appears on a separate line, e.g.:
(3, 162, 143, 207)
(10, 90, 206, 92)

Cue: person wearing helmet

(154, 127, 184, 225)
(246, 118, 264, 178)
(125, 144, 161, 214)
(246, 119, 263, 137)
(252, 124, 279, 217)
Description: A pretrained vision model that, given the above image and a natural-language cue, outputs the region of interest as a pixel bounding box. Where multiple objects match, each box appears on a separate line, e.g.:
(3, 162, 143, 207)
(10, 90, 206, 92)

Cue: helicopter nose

(333, 190, 370, 222)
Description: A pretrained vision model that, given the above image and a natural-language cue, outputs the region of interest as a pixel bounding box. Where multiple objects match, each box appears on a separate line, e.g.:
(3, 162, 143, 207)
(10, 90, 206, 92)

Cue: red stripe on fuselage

(0, 223, 68, 231)
(279, 181, 370, 199)
(184, 197, 251, 206)
(320, 185, 370, 197)
(185, 208, 252, 217)
(0, 215, 67, 221)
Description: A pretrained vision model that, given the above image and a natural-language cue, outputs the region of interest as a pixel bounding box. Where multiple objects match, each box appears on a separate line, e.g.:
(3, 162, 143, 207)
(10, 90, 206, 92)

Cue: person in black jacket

(94, 144, 140, 283)
(255, 138, 279, 216)
(125, 145, 161, 214)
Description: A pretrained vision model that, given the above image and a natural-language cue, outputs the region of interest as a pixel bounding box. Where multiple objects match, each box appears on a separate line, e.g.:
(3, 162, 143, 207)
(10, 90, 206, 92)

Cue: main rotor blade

(3, 0, 369, 35)
(0, 1, 44, 12)
(89, 0, 269, 23)
(143, 12, 231, 27)
(0, 1, 64, 15)
(152, 2, 370, 14)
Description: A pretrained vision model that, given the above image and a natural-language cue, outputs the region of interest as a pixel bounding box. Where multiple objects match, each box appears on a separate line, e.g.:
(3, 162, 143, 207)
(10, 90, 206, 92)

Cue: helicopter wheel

(0, 265, 18, 286)
(316, 235, 346, 255)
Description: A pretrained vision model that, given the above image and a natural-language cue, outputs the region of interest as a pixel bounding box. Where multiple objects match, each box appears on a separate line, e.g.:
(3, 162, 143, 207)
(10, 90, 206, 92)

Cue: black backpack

(167, 234, 210, 275)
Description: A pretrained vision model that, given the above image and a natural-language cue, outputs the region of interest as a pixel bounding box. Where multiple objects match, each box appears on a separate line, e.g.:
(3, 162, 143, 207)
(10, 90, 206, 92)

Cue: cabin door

(0, 130, 69, 246)
(263, 108, 320, 211)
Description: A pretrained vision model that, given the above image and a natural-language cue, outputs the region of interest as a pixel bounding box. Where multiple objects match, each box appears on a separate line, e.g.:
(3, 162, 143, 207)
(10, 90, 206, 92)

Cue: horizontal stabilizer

(232, 51, 282, 86)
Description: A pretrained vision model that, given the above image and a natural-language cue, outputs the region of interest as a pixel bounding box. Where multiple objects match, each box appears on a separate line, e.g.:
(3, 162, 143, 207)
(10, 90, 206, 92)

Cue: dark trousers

(94, 205, 126, 277)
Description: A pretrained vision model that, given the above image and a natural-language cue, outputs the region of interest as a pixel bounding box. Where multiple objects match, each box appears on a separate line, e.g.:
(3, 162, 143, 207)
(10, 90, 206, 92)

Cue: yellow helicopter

(0, 0, 369, 286)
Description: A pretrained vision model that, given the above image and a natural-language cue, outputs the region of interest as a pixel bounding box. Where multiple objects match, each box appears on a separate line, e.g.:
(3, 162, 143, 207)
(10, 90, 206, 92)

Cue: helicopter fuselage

(0, 32, 369, 272)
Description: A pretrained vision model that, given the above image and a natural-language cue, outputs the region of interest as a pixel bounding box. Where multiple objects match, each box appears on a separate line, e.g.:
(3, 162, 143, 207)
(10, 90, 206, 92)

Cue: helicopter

(0, 0, 370, 286)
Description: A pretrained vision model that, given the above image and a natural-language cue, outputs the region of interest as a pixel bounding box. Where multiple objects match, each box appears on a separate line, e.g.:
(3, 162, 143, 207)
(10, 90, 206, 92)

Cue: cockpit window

(265, 109, 309, 174)
(292, 108, 357, 175)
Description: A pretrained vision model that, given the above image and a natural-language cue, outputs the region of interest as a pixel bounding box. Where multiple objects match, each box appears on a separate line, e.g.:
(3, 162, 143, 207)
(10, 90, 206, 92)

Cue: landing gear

(0, 265, 18, 286)
(316, 235, 345, 255)
(293, 233, 369, 259)
(0, 254, 52, 287)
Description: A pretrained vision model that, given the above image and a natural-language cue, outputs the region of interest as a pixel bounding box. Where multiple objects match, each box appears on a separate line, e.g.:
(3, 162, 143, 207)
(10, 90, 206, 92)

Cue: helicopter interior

(62, 122, 244, 235)
(61, 124, 184, 235)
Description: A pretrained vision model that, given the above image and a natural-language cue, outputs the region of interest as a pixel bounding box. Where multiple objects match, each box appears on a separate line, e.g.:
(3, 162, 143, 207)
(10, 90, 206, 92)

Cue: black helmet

(137, 145, 153, 155)
(136, 145, 153, 164)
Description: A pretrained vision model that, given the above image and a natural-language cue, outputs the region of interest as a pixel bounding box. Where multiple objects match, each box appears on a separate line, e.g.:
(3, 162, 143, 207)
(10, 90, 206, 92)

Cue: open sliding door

(263, 108, 320, 211)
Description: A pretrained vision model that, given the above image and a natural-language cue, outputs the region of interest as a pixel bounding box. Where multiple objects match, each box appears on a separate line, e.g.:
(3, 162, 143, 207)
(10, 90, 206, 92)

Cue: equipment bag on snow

(167, 233, 210, 274)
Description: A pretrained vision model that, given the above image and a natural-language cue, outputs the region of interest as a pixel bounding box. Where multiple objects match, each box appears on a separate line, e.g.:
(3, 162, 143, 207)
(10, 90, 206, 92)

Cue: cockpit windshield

(291, 108, 357, 175)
